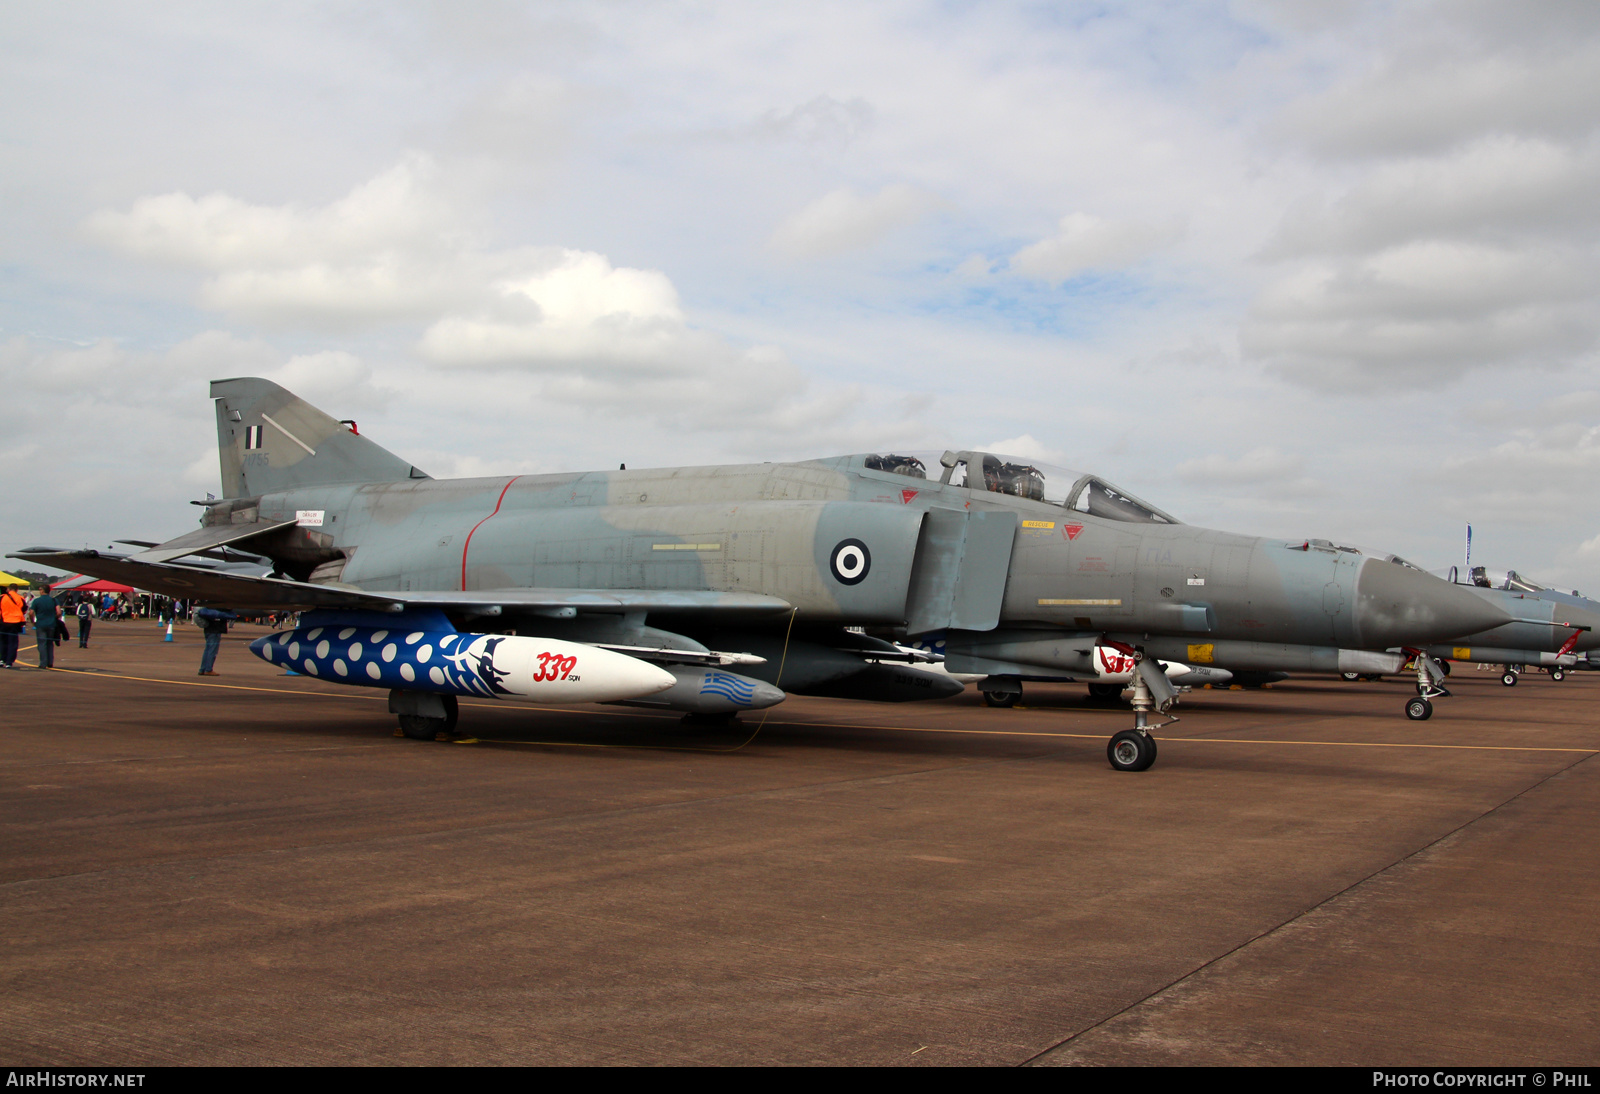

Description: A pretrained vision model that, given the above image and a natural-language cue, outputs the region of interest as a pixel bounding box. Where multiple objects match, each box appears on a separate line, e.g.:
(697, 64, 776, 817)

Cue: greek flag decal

(699, 671, 756, 704)
(244, 425, 263, 449)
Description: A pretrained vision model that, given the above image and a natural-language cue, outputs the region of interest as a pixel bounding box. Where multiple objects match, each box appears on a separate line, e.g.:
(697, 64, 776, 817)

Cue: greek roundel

(829, 539, 871, 585)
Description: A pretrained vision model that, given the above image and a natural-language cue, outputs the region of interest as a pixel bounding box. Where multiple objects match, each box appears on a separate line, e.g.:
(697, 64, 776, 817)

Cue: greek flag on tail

(700, 671, 757, 704)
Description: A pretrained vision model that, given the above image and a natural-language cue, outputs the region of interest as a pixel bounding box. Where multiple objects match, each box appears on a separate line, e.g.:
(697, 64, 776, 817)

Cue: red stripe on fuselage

(461, 477, 522, 591)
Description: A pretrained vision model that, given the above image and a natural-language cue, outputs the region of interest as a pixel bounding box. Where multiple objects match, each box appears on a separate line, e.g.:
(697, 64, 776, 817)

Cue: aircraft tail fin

(210, 377, 429, 499)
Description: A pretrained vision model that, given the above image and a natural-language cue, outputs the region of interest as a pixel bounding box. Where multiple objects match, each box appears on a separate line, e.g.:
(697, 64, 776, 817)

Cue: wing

(8, 548, 793, 617)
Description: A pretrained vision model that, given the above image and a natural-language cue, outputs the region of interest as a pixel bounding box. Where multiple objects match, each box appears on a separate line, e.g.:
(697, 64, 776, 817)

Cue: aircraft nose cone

(1355, 560, 1512, 647)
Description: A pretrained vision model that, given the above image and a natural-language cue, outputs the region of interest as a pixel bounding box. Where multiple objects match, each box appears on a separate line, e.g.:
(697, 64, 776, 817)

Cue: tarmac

(3, 619, 1598, 1066)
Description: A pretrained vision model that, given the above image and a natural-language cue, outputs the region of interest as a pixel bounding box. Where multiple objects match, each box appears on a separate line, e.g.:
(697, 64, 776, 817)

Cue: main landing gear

(1105, 650, 1176, 772)
(982, 682, 1021, 708)
(1405, 651, 1450, 721)
(391, 692, 460, 740)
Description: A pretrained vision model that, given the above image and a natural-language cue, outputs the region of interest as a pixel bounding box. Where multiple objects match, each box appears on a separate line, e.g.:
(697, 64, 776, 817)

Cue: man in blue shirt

(195, 606, 239, 676)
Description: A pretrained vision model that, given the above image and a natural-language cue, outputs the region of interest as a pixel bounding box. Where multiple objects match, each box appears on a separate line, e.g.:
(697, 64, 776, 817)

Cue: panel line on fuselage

(460, 476, 524, 591)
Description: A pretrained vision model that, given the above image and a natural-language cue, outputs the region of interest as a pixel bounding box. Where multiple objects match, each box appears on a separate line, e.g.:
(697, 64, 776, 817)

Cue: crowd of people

(0, 584, 290, 673)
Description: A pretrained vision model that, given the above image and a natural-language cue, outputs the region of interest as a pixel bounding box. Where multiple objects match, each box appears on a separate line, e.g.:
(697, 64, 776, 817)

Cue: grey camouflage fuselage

(203, 378, 1506, 683)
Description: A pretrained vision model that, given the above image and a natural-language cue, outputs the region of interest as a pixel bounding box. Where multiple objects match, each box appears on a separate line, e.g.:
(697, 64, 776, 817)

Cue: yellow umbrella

(0, 570, 32, 587)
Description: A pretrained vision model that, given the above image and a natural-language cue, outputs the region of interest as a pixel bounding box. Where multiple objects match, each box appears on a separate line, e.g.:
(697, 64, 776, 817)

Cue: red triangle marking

(901, 489, 919, 504)
(1064, 523, 1084, 540)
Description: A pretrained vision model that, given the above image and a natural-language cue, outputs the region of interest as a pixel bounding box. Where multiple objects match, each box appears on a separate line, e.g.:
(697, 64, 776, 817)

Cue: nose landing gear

(1104, 648, 1178, 772)
(1405, 650, 1450, 719)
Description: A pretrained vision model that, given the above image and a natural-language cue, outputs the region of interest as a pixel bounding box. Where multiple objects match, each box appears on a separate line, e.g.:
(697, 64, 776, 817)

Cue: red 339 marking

(533, 652, 578, 682)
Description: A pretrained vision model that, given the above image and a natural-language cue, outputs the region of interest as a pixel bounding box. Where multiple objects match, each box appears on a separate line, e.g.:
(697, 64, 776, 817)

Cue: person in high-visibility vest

(0, 584, 25, 668)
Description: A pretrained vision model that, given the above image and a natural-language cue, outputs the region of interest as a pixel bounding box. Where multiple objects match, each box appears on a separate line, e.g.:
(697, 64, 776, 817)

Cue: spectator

(195, 606, 239, 676)
(0, 584, 25, 668)
(27, 588, 63, 670)
(76, 597, 95, 648)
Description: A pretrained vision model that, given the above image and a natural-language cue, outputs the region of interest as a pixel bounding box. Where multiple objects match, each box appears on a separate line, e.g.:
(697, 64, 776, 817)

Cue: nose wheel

(1104, 649, 1177, 771)
(1107, 730, 1158, 771)
(1405, 696, 1433, 721)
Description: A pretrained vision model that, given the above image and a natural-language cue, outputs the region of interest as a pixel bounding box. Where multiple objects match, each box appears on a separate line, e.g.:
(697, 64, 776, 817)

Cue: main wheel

(1340, 671, 1361, 682)
(1552, 668, 1566, 682)
(1439, 661, 1452, 676)
(398, 714, 447, 740)
(1405, 697, 1433, 720)
(1086, 682, 1123, 700)
(1107, 730, 1157, 772)
(982, 688, 1020, 708)
(1501, 671, 1518, 687)
(399, 695, 459, 740)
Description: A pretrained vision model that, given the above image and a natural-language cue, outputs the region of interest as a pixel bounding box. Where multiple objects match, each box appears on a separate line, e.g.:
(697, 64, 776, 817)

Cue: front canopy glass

(855, 450, 1181, 525)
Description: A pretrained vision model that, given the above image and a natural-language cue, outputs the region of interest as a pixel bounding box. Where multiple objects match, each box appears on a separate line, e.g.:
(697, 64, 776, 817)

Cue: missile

(250, 622, 675, 705)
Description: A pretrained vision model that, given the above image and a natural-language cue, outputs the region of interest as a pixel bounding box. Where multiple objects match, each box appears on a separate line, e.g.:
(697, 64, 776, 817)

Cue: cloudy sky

(4, 1, 1599, 587)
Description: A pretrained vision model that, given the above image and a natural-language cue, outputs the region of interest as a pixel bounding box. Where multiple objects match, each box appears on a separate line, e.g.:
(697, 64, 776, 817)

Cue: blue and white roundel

(829, 538, 871, 585)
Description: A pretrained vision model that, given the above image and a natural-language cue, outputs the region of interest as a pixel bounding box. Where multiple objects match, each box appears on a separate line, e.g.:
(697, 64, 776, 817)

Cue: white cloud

(738, 95, 875, 147)
(1265, 138, 1600, 258)
(420, 249, 692, 372)
(1244, 240, 1600, 384)
(769, 184, 944, 258)
(84, 154, 482, 326)
(1007, 213, 1181, 284)
(1278, 39, 1600, 160)
(1174, 448, 1306, 485)
(982, 434, 1068, 464)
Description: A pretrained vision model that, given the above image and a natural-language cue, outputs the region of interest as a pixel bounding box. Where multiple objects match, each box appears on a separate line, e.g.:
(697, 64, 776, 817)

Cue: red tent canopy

(50, 574, 137, 594)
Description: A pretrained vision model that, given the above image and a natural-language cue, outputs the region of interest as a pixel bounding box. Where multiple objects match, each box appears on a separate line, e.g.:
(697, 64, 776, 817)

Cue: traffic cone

(164, 620, 174, 642)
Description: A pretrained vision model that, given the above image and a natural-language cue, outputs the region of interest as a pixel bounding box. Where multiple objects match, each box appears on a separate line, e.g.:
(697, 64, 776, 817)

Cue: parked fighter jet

(12, 378, 1510, 770)
(1424, 567, 1600, 686)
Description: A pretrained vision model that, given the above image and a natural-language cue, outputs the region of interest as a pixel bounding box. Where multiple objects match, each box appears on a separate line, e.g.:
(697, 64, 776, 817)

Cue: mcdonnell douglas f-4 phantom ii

(13, 378, 1510, 770)
(1422, 567, 1600, 686)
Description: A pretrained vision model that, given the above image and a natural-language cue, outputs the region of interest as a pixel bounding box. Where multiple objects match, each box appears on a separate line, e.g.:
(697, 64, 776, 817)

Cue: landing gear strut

(1105, 650, 1176, 772)
(1406, 651, 1450, 720)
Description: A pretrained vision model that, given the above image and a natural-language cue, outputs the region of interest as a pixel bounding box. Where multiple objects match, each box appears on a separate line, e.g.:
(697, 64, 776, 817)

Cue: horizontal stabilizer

(9, 548, 794, 616)
(130, 519, 299, 564)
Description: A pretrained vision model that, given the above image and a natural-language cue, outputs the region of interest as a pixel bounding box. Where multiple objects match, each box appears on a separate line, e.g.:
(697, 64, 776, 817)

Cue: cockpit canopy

(856, 450, 1182, 525)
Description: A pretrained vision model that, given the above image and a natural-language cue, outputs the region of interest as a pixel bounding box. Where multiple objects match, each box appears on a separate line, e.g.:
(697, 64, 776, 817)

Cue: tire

(1551, 668, 1565, 682)
(1502, 672, 1518, 687)
(1439, 661, 1452, 676)
(1087, 682, 1123, 700)
(1340, 672, 1360, 682)
(1405, 697, 1433, 721)
(982, 688, 1020, 708)
(1107, 730, 1157, 772)
(398, 714, 446, 740)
